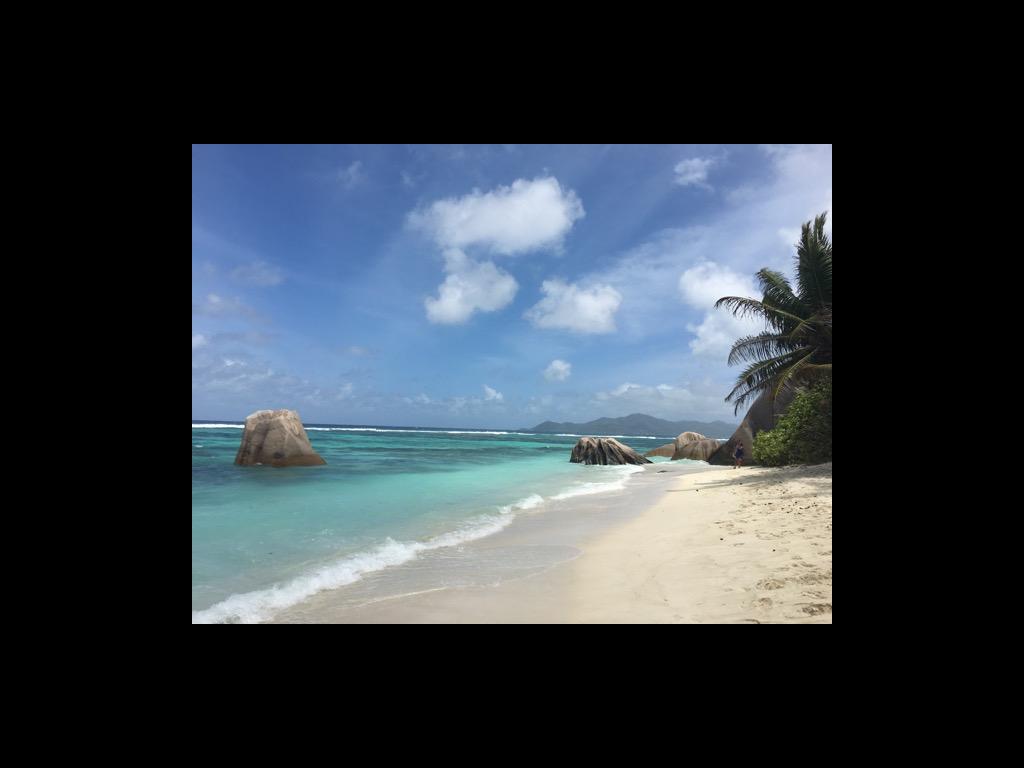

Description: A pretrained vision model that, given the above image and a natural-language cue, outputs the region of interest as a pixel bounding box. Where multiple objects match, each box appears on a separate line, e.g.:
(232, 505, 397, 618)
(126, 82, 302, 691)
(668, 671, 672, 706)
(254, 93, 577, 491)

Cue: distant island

(525, 413, 738, 438)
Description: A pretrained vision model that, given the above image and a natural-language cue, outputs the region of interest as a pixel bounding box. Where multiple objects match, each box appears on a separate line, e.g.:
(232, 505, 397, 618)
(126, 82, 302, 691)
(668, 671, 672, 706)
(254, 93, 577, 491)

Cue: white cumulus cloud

(674, 157, 714, 187)
(483, 385, 504, 401)
(678, 261, 756, 309)
(679, 261, 762, 357)
(544, 359, 572, 381)
(525, 279, 622, 334)
(424, 249, 518, 324)
(192, 334, 208, 350)
(409, 176, 584, 255)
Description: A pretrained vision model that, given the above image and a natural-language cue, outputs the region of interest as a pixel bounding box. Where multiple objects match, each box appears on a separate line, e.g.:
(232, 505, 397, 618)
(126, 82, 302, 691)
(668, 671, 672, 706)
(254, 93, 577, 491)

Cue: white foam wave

(192, 423, 523, 435)
(550, 465, 646, 501)
(497, 494, 545, 514)
(304, 427, 522, 435)
(550, 483, 622, 501)
(192, 513, 515, 625)
(553, 433, 660, 439)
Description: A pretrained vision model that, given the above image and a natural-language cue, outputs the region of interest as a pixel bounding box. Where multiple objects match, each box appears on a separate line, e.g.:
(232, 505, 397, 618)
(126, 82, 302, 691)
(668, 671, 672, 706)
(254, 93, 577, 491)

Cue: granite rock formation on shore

(708, 388, 797, 465)
(672, 432, 721, 461)
(644, 431, 721, 461)
(234, 409, 326, 467)
(571, 437, 652, 465)
(644, 443, 676, 458)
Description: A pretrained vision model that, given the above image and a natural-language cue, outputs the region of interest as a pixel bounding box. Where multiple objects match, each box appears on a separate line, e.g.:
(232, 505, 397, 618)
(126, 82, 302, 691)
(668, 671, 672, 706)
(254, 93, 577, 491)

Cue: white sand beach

(275, 462, 832, 624)
(568, 463, 832, 623)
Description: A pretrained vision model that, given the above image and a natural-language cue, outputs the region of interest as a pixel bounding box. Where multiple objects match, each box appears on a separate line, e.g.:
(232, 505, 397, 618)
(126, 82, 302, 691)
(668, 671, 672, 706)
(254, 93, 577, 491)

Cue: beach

(568, 462, 832, 623)
(194, 144, 834, 625)
(272, 462, 832, 624)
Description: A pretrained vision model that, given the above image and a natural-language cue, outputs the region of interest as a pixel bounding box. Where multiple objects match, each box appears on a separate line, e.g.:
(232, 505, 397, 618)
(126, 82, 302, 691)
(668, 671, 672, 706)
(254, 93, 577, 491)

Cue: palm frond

(727, 333, 798, 366)
(725, 349, 811, 414)
(755, 269, 808, 318)
(714, 296, 807, 330)
(771, 349, 817, 400)
(787, 310, 832, 343)
(796, 212, 832, 309)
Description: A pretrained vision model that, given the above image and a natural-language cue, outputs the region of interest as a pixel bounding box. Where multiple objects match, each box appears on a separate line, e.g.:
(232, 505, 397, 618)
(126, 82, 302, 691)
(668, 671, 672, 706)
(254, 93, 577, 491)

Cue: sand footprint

(799, 603, 832, 616)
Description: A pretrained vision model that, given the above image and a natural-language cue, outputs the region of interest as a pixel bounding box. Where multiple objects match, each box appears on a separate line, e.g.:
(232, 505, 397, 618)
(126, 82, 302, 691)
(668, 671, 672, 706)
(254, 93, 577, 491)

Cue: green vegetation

(715, 213, 832, 414)
(717, 212, 832, 465)
(752, 379, 832, 466)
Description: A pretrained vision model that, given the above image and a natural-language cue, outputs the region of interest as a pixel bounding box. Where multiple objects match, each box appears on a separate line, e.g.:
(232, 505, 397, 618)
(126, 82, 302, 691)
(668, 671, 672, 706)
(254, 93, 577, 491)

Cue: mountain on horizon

(525, 413, 737, 439)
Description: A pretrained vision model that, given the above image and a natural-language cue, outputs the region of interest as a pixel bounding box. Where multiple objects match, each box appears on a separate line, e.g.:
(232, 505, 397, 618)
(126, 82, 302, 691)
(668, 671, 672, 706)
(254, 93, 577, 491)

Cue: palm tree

(715, 212, 832, 414)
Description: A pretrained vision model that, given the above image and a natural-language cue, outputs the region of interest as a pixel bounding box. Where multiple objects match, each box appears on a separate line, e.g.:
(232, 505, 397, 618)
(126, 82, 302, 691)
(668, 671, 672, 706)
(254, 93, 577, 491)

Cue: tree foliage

(753, 379, 832, 466)
(716, 213, 832, 414)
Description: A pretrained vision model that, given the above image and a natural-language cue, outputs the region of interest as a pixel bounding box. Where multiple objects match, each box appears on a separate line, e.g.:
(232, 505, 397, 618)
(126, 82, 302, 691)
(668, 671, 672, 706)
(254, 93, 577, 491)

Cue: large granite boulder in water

(570, 437, 652, 465)
(672, 431, 721, 461)
(234, 409, 326, 467)
(708, 388, 797, 466)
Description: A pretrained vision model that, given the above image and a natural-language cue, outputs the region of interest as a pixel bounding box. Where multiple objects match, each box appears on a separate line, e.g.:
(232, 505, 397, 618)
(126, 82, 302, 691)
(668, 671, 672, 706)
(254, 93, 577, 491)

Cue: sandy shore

(569, 463, 832, 623)
(275, 462, 831, 623)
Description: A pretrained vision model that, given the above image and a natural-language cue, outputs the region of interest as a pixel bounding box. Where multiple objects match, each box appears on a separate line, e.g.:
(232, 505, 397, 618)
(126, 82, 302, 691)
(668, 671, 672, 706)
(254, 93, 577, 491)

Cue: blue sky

(192, 144, 832, 428)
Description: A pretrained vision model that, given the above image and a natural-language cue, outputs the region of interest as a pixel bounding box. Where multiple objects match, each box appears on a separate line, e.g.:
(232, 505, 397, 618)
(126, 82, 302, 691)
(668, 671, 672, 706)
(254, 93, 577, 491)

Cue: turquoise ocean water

(192, 423, 672, 623)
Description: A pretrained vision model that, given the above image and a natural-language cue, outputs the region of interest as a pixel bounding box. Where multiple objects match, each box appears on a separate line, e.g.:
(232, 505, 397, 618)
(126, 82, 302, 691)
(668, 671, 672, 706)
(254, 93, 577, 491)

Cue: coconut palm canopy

(715, 212, 832, 414)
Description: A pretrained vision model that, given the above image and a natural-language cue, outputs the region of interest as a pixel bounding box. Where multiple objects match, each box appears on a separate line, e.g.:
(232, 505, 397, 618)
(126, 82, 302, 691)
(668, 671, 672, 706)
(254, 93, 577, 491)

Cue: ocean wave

(553, 433, 660, 439)
(192, 513, 515, 625)
(192, 423, 525, 435)
(303, 427, 525, 435)
(191, 423, 665, 439)
(550, 465, 645, 500)
(192, 464, 648, 624)
(446, 430, 512, 435)
(497, 494, 545, 514)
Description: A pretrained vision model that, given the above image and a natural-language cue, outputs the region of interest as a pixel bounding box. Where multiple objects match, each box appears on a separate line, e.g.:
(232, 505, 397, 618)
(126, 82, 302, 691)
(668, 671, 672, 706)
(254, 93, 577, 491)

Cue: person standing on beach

(733, 442, 745, 468)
